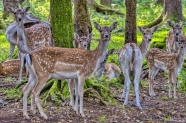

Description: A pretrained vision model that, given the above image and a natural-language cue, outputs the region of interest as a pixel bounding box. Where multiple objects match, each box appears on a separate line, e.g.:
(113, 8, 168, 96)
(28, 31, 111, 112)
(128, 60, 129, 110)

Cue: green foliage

(5, 89, 22, 99)
(178, 68, 186, 91)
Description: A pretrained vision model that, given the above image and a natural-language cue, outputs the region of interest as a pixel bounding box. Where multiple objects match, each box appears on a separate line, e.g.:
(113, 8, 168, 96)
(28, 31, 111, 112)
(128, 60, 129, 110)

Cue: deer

(0, 59, 26, 77)
(146, 36, 186, 99)
(104, 63, 121, 80)
(95, 48, 120, 80)
(7, 6, 52, 84)
(68, 32, 92, 107)
(22, 21, 118, 119)
(118, 26, 159, 109)
(166, 21, 185, 53)
(5, 12, 41, 59)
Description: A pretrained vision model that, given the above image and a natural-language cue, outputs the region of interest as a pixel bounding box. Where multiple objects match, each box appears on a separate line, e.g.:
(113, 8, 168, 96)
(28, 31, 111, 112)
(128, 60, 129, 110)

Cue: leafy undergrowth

(0, 70, 186, 123)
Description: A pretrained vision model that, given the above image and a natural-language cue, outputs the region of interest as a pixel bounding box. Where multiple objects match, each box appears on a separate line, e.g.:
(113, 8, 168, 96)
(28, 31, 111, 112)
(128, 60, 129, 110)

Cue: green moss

(50, 0, 74, 48)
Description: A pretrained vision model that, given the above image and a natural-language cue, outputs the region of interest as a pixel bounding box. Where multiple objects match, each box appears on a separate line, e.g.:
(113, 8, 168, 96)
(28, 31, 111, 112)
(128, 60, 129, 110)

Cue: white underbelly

(51, 72, 78, 80)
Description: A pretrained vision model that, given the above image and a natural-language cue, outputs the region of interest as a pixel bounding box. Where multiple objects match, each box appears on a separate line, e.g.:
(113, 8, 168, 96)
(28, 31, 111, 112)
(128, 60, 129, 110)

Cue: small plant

(98, 115, 107, 122)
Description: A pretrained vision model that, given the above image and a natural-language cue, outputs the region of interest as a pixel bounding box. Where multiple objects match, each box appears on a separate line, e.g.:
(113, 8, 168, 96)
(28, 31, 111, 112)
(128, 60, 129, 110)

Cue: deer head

(138, 26, 159, 42)
(8, 6, 30, 23)
(94, 22, 118, 41)
(74, 33, 93, 49)
(167, 21, 185, 37)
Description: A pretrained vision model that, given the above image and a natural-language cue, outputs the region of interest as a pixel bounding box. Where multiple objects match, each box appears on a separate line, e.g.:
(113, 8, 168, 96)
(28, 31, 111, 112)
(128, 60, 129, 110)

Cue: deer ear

(138, 26, 144, 34)
(94, 22, 101, 31)
(110, 22, 118, 31)
(7, 7, 15, 14)
(74, 33, 80, 42)
(152, 26, 159, 32)
(167, 21, 174, 27)
(87, 33, 93, 42)
(24, 7, 30, 13)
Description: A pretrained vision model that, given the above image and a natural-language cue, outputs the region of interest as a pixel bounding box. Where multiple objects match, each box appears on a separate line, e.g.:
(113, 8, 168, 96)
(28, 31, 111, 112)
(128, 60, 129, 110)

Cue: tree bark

(144, 0, 183, 28)
(50, 0, 74, 48)
(125, 0, 137, 44)
(74, 0, 92, 49)
(100, 0, 112, 7)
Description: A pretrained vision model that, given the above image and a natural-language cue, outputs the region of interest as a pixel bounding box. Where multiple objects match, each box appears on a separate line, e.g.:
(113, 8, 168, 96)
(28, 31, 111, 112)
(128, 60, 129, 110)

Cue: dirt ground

(0, 70, 186, 123)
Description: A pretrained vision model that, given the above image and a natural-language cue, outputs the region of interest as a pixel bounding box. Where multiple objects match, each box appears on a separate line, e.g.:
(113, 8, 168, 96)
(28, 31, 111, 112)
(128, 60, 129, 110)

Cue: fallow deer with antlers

(7, 6, 52, 84)
(146, 36, 186, 99)
(119, 26, 159, 109)
(22, 22, 118, 119)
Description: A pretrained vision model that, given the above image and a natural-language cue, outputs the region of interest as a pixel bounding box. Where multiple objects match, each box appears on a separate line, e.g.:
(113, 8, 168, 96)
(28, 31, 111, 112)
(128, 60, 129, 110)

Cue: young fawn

(146, 36, 186, 99)
(119, 26, 158, 109)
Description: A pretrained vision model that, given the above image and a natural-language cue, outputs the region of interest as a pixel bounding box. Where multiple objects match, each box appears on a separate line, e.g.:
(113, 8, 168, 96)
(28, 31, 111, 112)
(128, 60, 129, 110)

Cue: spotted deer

(119, 26, 159, 109)
(146, 36, 186, 99)
(0, 59, 26, 77)
(7, 6, 52, 84)
(104, 63, 121, 80)
(5, 12, 41, 59)
(166, 21, 185, 53)
(22, 22, 118, 119)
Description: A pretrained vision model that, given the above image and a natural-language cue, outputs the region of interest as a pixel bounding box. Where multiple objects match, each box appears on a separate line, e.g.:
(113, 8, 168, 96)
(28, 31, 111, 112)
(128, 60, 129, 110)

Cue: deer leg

(120, 63, 129, 99)
(32, 76, 49, 120)
(168, 71, 173, 98)
(74, 79, 79, 114)
(30, 94, 36, 114)
(149, 66, 159, 97)
(172, 71, 177, 99)
(22, 75, 37, 119)
(18, 53, 24, 84)
(123, 69, 131, 106)
(9, 44, 15, 59)
(67, 79, 75, 107)
(78, 76, 86, 117)
(133, 62, 142, 109)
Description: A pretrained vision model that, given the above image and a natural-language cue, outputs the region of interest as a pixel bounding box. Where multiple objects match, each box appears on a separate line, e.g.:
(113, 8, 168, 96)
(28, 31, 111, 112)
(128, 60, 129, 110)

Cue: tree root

(84, 88, 107, 106)
(88, 0, 124, 15)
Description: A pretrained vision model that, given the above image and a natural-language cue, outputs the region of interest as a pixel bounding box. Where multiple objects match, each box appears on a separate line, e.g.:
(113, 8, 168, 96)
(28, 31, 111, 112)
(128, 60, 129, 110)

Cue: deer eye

(180, 28, 182, 29)
(143, 33, 146, 35)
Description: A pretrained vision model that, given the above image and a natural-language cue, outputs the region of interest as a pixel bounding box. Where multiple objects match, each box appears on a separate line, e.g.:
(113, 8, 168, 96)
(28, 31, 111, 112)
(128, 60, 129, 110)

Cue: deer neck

(139, 38, 150, 57)
(16, 21, 31, 53)
(176, 48, 185, 72)
(93, 38, 109, 72)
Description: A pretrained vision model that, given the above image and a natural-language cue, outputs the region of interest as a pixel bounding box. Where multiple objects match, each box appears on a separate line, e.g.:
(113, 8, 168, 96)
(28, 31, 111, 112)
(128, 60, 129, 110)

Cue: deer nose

(176, 33, 179, 36)
(18, 18, 22, 21)
(181, 46, 184, 49)
(148, 38, 151, 41)
(104, 34, 109, 38)
(84, 45, 87, 47)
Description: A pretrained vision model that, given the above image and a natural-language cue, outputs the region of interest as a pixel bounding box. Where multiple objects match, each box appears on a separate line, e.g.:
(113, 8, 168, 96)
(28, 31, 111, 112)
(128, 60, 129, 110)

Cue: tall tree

(144, 0, 183, 28)
(125, 0, 137, 44)
(100, 0, 112, 7)
(74, 0, 92, 49)
(50, 0, 73, 47)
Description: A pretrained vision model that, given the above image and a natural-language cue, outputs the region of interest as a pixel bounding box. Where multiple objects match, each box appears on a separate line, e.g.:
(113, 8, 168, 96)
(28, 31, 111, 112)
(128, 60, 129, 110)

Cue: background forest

(0, 0, 186, 122)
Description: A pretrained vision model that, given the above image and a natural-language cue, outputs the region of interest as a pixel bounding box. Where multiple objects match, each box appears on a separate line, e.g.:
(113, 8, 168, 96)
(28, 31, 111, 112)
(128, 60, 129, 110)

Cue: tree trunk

(74, 0, 92, 49)
(144, 0, 183, 28)
(125, 0, 137, 44)
(163, 0, 182, 21)
(100, 0, 112, 7)
(50, 0, 74, 47)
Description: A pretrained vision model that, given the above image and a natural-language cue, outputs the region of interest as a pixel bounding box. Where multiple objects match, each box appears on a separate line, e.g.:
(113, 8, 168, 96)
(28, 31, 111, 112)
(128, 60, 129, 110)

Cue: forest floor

(0, 70, 185, 123)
